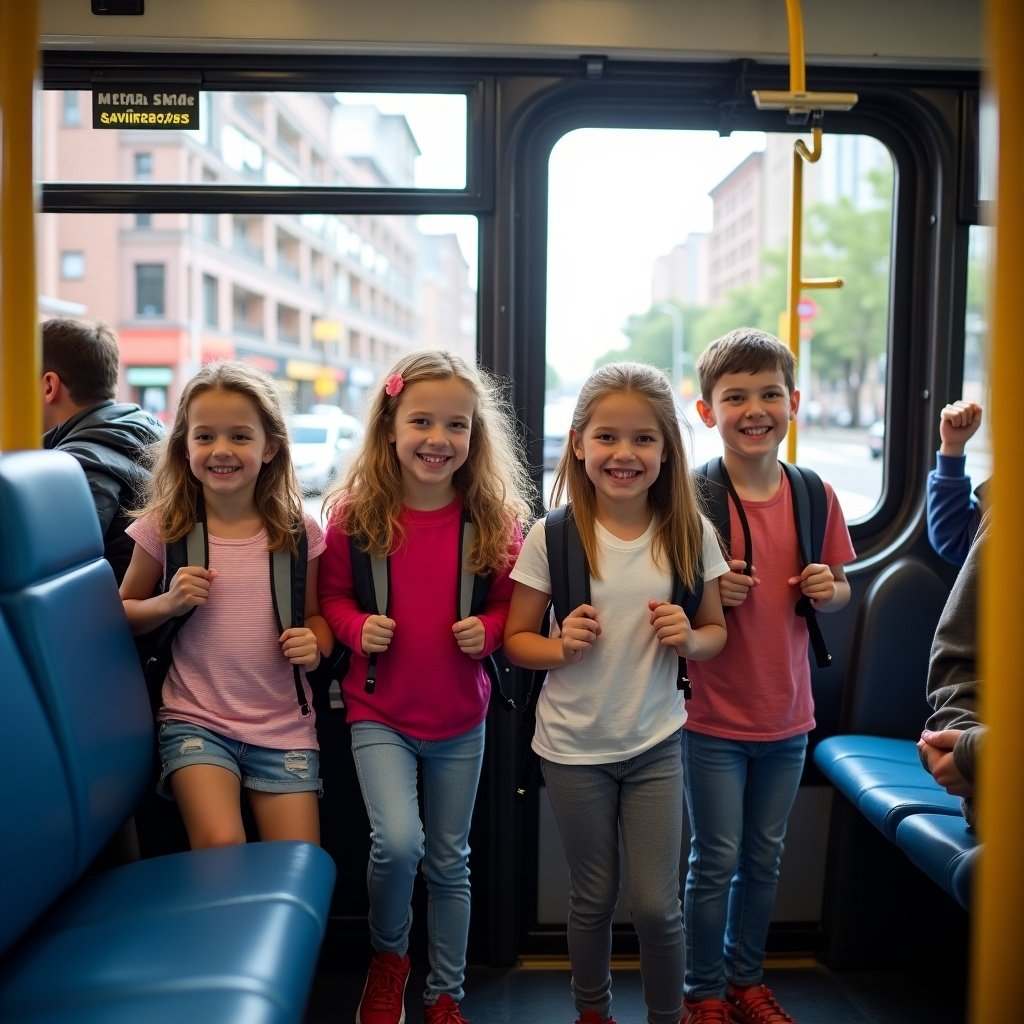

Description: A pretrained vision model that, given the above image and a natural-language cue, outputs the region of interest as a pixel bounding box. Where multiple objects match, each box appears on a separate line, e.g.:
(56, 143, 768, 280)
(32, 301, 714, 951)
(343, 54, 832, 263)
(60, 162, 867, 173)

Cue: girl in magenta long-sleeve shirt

(318, 350, 532, 1024)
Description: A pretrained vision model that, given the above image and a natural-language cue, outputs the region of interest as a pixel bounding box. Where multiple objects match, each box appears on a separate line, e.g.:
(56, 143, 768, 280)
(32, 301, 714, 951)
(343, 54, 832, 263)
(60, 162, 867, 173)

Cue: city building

(37, 89, 475, 418)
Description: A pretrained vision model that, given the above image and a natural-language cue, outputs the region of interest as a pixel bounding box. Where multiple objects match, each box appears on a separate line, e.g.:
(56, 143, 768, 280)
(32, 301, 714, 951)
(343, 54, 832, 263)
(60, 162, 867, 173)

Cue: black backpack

(694, 456, 832, 669)
(137, 499, 317, 717)
(514, 503, 704, 799)
(317, 511, 518, 713)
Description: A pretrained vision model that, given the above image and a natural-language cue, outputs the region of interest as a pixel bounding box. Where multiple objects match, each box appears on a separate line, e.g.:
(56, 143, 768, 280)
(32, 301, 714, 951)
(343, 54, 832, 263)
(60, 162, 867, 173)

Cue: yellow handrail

(974, 1, 1022, 1020)
(785, 128, 844, 461)
(0, 0, 41, 452)
(751, 0, 858, 120)
(753, 1, 856, 461)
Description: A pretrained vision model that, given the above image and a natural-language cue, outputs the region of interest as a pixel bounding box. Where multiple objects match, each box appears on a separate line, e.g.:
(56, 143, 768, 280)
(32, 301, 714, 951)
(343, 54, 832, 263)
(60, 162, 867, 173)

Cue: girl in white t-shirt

(120, 361, 333, 850)
(504, 362, 728, 1024)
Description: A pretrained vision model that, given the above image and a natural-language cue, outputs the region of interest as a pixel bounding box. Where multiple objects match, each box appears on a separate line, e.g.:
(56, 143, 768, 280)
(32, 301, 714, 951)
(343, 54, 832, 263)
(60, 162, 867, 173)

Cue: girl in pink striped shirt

(120, 361, 334, 850)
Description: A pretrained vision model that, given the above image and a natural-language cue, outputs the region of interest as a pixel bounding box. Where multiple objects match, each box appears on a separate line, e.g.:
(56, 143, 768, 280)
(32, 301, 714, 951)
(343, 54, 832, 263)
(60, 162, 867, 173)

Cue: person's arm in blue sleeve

(926, 455, 981, 565)
(926, 400, 985, 565)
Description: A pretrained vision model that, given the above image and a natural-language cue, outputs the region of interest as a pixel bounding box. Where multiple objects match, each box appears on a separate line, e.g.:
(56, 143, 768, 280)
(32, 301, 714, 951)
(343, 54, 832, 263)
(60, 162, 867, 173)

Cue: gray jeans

(542, 730, 684, 1024)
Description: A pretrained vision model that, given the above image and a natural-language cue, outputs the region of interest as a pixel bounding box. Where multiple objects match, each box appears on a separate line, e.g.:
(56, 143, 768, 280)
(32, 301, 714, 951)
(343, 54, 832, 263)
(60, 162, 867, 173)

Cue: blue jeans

(350, 720, 485, 1003)
(681, 730, 807, 1000)
(542, 732, 684, 1024)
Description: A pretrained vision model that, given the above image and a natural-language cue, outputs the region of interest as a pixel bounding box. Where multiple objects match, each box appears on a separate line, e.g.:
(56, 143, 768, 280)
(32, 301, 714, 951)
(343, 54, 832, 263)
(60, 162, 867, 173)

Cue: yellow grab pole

(0, 0, 41, 451)
(760, 1, 853, 463)
(785, 128, 842, 462)
(784, 0, 807, 94)
(787, 131, 822, 360)
(973, 1, 1023, 1020)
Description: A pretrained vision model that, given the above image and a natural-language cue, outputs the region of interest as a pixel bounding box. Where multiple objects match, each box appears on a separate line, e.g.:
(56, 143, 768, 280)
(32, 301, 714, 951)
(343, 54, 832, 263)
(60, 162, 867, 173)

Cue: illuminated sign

(92, 88, 200, 130)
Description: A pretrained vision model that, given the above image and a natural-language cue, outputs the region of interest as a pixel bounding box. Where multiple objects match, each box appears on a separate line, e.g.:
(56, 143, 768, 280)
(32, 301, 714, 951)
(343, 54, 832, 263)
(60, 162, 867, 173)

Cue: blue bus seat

(0, 450, 336, 1024)
(896, 812, 979, 909)
(816, 557, 973, 967)
(0, 447, 153, 873)
(814, 735, 963, 840)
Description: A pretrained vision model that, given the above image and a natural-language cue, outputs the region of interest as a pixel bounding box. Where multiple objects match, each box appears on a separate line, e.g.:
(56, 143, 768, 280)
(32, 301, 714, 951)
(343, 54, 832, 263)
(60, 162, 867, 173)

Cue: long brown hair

(136, 361, 304, 552)
(324, 350, 534, 573)
(550, 361, 704, 590)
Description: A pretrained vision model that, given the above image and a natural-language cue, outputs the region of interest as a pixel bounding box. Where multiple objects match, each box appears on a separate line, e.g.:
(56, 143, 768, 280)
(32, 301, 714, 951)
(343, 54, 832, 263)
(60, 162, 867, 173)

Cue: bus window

(38, 209, 478, 427)
(43, 91, 468, 191)
(38, 87, 478, 440)
(544, 128, 894, 520)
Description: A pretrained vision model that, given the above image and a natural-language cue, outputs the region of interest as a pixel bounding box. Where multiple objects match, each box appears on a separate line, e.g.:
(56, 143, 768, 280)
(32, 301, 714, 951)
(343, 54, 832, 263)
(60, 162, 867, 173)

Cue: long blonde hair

(137, 361, 304, 552)
(550, 361, 704, 590)
(324, 350, 534, 573)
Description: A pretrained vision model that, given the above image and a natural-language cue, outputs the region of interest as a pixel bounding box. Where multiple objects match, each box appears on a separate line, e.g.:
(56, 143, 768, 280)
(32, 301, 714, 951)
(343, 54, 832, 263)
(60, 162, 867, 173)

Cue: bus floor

(305, 948, 968, 1023)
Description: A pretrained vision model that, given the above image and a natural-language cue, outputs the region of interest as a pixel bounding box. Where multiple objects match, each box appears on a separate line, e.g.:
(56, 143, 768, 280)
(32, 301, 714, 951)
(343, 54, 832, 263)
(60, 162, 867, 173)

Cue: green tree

(802, 165, 894, 426)
(594, 304, 706, 401)
(600, 166, 894, 429)
(693, 248, 789, 350)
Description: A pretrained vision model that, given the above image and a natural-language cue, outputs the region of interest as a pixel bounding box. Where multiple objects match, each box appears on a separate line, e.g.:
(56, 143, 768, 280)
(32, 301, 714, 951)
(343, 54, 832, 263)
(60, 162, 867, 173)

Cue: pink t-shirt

(127, 512, 326, 750)
(685, 472, 856, 741)
(318, 498, 521, 741)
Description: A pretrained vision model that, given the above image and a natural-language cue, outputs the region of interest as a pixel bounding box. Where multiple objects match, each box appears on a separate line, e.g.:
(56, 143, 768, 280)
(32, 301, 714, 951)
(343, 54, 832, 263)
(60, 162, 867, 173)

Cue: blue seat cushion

(0, 841, 336, 1024)
(857, 784, 963, 841)
(814, 734, 923, 770)
(896, 813, 978, 909)
(814, 735, 962, 840)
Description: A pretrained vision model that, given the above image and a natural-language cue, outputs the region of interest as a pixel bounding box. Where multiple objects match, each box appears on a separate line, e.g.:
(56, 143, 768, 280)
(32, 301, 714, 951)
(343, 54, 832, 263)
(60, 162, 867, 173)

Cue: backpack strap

(545, 503, 702, 693)
(696, 456, 751, 575)
(544, 504, 590, 628)
(459, 515, 517, 711)
(269, 523, 312, 717)
(140, 500, 208, 711)
(781, 463, 832, 668)
(515, 506, 581, 801)
(350, 514, 516, 709)
(159, 513, 208, 647)
(514, 504, 704, 799)
(697, 457, 831, 668)
(671, 563, 704, 700)
(459, 516, 479, 622)
(347, 537, 386, 694)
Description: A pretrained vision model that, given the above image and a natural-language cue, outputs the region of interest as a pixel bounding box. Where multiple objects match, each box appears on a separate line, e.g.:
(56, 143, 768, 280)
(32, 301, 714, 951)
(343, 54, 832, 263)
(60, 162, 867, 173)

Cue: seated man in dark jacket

(42, 317, 165, 583)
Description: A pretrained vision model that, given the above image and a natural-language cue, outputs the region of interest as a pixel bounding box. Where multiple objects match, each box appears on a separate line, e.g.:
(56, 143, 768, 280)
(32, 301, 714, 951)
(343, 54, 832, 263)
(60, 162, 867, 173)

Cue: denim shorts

(157, 720, 322, 799)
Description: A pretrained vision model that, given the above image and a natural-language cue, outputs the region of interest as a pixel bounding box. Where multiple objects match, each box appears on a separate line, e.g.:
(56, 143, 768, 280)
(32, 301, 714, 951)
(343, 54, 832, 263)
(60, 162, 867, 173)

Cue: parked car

(289, 412, 363, 493)
(868, 419, 885, 458)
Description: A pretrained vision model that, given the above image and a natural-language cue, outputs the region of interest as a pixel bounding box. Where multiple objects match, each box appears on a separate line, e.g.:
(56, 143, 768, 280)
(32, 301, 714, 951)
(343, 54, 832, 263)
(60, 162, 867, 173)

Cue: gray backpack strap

(459, 519, 477, 621)
(184, 520, 206, 580)
(267, 527, 311, 716)
(270, 547, 292, 632)
(364, 552, 388, 697)
(370, 555, 388, 615)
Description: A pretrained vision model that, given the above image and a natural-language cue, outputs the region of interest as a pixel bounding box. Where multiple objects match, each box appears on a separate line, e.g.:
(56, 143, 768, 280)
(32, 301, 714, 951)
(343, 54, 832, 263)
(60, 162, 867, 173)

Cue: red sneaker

(725, 983, 796, 1024)
(681, 997, 733, 1022)
(356, 952, 411, 1024)
(575, 1012, 616, 1024)
(424, 993, 471, 1024)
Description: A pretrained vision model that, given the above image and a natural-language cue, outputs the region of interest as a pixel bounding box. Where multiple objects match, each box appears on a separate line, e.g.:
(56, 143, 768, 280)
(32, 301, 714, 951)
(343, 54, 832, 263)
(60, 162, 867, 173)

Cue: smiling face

(697, 368, 799, 462)
(387, 376, 475, 508)
(570, 390, 666, 516)
(186, 386, 278, 501)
